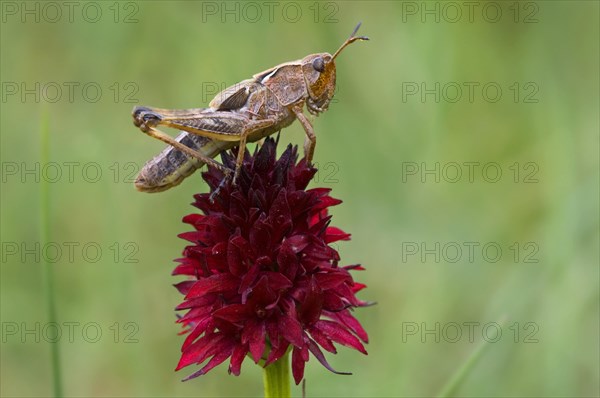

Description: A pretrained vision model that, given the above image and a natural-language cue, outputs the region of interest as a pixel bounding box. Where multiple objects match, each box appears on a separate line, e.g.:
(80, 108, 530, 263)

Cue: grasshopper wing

(209, 79, 261, 111)
(157, 112, 251, 141)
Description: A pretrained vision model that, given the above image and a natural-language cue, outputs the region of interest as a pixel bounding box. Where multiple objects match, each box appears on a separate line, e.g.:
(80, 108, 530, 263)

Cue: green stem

(263, 351, 291, 398)
(40, 110, 63, 397)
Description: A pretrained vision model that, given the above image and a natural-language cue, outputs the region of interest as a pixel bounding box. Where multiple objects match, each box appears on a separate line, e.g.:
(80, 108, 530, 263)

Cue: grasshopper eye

(312, 57, 325, 73)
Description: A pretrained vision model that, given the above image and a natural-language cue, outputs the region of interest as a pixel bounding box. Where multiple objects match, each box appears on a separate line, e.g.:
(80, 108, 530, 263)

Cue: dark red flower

(173, 137, 369, 384)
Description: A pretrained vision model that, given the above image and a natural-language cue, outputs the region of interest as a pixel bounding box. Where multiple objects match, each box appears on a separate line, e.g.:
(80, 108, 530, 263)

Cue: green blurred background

(1, 1, 598, 397)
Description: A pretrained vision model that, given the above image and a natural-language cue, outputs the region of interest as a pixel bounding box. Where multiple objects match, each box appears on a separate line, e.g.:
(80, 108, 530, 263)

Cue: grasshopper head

(301, 23, 368, 115)
(301, 53, 335, 115)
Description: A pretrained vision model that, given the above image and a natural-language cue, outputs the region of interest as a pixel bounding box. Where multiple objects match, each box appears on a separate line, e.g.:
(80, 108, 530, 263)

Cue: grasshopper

(132, 23, 368, 193)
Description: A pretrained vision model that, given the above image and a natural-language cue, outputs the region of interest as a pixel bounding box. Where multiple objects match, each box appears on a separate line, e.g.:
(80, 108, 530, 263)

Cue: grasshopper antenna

(332, 22, 369, 60)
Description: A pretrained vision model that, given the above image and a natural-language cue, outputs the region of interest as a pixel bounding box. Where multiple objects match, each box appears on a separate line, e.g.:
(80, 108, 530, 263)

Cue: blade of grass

(40, 109, 63, 397)
(437, 316, 507, 398)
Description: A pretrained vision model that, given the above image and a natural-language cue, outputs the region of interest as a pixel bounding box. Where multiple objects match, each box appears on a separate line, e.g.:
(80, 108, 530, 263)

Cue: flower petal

(177, 333, 226, 371)
(278, 315, 304, 348)
(186, 274, 239, 298)
(182, 342, 234, 381)
(325, 226, 351, 243)
(276, 242, 300, 281)
(291, 346, 307, 385)
(314, 320, 367, 354)
(298, 276, 323, 326)
(213, 304, 250, 324)
(326, 310, 369, 343)
(315, 270, 351, 290)
(268, 189, 292, 240)
(244, 319, 266, 363)
(264, 340, 290, 367)
(284, 235, 310, 253)
(228, 344, 248, 376)
(308, 326, 336, 353)
(307, 337, 351, 376)
(181, 317, 213, 351)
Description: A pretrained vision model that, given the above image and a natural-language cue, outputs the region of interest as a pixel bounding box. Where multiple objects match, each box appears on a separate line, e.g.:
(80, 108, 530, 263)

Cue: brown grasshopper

(132, 23, 368, 193)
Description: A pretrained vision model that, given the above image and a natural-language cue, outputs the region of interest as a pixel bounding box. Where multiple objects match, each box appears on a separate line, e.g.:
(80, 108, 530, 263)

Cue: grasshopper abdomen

(135, 132, 233, 192)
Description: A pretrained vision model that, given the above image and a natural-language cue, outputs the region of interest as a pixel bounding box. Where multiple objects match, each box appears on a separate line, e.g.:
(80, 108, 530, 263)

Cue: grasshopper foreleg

(292, 106, 316, 164)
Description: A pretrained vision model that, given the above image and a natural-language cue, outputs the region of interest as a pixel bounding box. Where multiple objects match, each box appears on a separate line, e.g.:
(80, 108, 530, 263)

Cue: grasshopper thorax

(301, 53, 336, 115)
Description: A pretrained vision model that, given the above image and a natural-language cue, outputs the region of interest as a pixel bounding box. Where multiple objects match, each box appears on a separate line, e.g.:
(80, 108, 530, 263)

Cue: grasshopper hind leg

(133, 106, 232, 173)
(133, 107, 163, 132)
(133, 105, 280, 192)
(142, 126, 232, 174)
